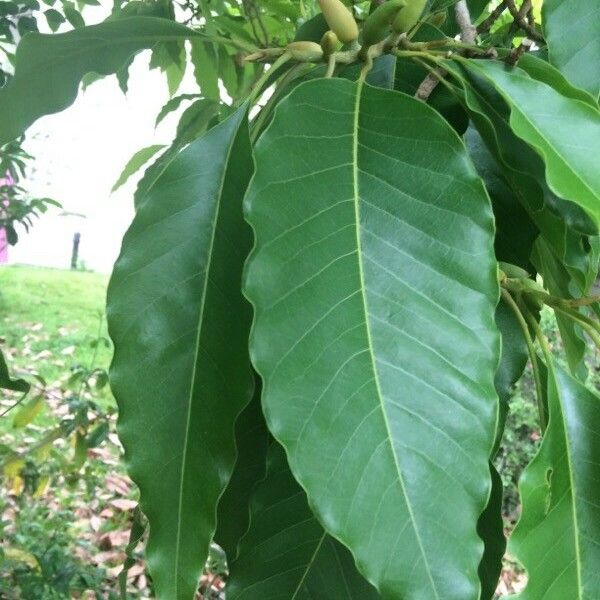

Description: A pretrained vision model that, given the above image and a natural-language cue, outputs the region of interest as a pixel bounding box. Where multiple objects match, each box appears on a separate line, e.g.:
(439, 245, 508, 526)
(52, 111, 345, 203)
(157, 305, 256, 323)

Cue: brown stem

(505, 0, 544, 42)
(477, 1, 507, 34)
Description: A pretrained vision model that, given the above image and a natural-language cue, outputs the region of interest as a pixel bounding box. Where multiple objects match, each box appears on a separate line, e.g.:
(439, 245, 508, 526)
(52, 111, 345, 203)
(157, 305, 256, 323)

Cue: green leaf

(0, 348, 30, 395)
(227, 443, 380, 599)
(446, 60, 597, 292)
(44, 7, 65, 32)
(244, 78, 500, 598)
(516, 53, 598, 108)
(509, 361, 600, 598)
(214, 381, 270, 561)
(155, 93, 201, 126)
(175, 99, 220, 145)
(107, 106, 254, 600)
(542, 0, 600, 100)
(458, 59, 600, 232)
(465, 126, 537, 271)
(190, 40, 220, 101)
(0, 17, 203, 145)
(111, 144, 166, 193)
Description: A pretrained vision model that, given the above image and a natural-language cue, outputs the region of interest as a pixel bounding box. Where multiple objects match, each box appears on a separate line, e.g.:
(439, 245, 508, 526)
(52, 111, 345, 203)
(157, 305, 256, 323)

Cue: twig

(477, 1, 507, 34)
(415, 67, 447, 102)
(454, 0, 477, 45)
(505, 0, 544, 42)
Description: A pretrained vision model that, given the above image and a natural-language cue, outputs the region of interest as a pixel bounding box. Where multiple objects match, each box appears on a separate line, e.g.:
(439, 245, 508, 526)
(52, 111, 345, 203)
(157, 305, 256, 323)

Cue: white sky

(8, 2, 200, 273)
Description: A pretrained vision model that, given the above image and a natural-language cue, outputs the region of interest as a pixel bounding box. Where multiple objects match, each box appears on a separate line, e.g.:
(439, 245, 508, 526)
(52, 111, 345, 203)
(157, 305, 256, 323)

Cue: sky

(7, 3, 200, 273)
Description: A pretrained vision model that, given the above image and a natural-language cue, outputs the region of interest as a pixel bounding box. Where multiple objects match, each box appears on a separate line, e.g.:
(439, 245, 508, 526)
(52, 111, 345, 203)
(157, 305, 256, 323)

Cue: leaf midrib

(351, 80, 440, 599)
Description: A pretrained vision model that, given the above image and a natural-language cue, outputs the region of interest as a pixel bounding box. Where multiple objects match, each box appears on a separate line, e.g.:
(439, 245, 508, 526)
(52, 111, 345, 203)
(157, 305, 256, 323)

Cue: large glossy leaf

(244, 78, 500, 599)
(227, 443, 380, 599)
(509, 361, 600, 598)
(107, 107, 254, 600)
(458, 59, 600, 231)
(542, 0, 600, 100)
(214, 381, 269, 561)
(0, 17, 203, 145)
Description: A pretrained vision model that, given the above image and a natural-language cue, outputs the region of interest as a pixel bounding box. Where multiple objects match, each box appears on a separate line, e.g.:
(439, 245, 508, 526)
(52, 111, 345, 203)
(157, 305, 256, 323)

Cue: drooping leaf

(542, 0, 600, 100)
(244, 78, 500, 598)
(111, 144, 166, 193)
(190, 40, 220, 101)
(107, 106, 254, 600)
(227, 443, 380, 599)
(0, 17, 204, 145)
(457, 59, 600, 232)
(214, 381, 270, 561)
(509, 361, 600, 598)
(0, 348, 30, 395)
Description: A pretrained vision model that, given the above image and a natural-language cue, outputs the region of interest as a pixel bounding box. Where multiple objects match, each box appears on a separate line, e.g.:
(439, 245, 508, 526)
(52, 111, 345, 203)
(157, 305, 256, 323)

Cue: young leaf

(509, 361, 600, 598)
(155, 93, 201, 127)
(227, 443, 379, 598)
(458, 59, 600, 232)
(111, 144, 166, 193)
(107, 106, 254, 600)
(542, 0, 600, 101)
(0, 17, 204, 145)
(244, 78, 500, 599)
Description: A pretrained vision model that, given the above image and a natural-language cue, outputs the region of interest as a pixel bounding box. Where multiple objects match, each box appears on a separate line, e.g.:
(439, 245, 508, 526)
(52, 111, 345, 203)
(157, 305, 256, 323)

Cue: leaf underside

(244, 78, 500, 599)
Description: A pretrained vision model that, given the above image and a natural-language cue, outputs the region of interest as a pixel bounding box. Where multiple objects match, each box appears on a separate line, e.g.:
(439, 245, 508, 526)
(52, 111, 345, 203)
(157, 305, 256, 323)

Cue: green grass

(0, 265, 114, 434)
(0, 265, 111, 386)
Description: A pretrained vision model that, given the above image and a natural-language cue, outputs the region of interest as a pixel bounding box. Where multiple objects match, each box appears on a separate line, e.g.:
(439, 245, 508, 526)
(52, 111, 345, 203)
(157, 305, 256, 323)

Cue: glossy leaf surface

(228, 443, 379, 599)
(107, 107, 254, 600)
(542, 0, 600, 100)
(244, 78, 500, 599)
(0, 17, 202, 145)
(510, 362, 600, 598)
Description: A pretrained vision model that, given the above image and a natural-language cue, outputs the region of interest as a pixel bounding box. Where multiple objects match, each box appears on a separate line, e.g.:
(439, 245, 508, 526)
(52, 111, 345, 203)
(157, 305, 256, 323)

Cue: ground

(0, 264, 597, 598)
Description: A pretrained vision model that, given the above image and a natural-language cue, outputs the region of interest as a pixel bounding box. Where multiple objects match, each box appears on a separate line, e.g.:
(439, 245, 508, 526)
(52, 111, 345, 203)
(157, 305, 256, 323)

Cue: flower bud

(320, 30, 340, 56)
(391, 0, 427, 34)
(362, 0, 406, 47)
(286, 41, 325, 62)
(318, 0, 359, 44)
